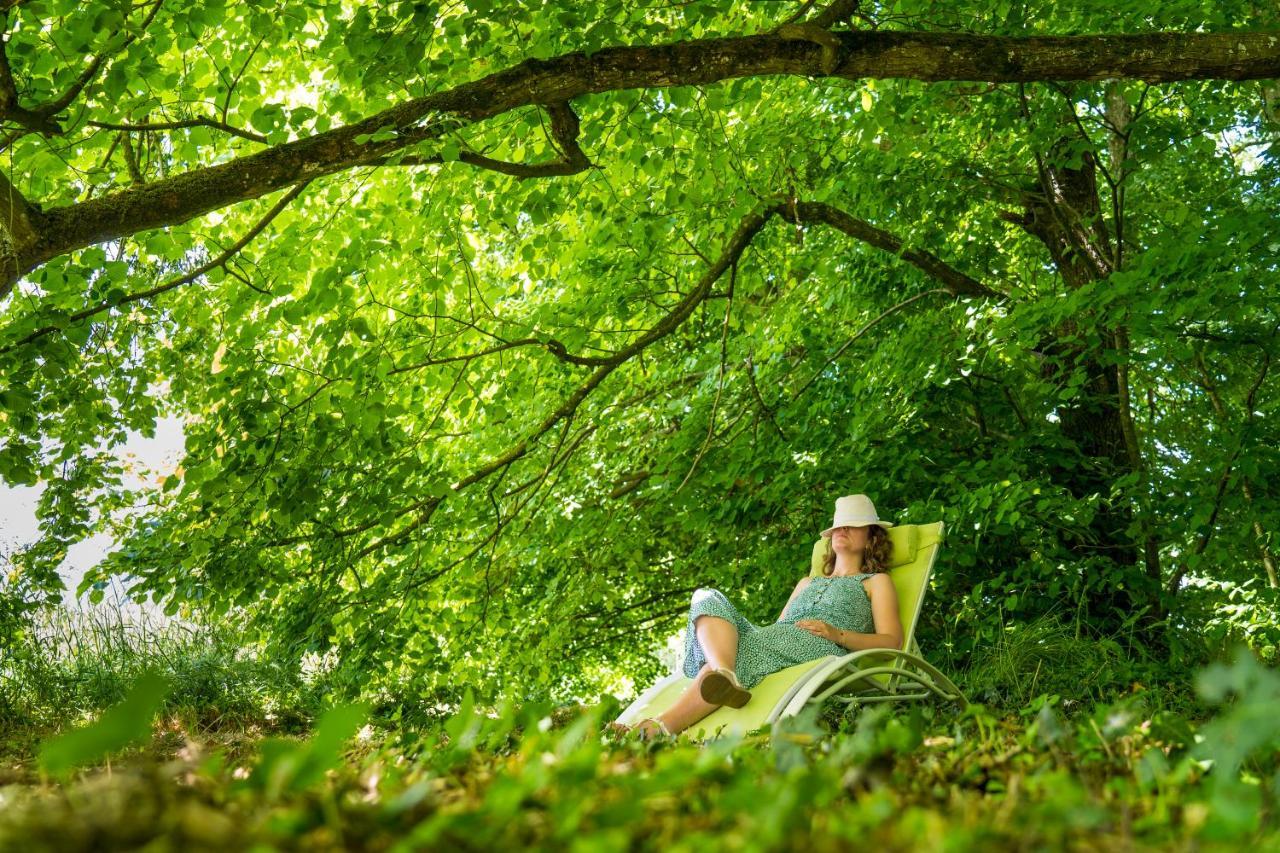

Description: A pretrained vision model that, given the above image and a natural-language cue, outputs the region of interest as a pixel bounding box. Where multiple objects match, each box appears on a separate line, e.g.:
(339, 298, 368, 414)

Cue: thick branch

(11, 28, 1280, 296)
(778, 201, 1002, 299)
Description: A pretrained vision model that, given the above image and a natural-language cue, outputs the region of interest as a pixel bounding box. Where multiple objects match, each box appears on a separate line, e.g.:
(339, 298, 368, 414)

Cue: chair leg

(776, 656, 968, 728)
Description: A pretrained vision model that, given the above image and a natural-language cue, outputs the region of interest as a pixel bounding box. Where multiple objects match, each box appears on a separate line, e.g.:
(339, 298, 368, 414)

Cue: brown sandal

(607, 718, 673, 740)
(699, 668, 752, 708)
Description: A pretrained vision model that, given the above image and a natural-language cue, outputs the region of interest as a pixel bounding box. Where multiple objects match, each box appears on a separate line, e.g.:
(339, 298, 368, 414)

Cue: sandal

(699, 667, 752, 708)
(606, 718, 673, 740)
(632, 718, 673, 740)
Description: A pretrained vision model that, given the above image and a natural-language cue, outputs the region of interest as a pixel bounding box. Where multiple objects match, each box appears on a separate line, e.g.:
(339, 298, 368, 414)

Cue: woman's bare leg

(652, 664, 722, 735)
(693, 614, 739, 672)
(630, 615, 744, 738)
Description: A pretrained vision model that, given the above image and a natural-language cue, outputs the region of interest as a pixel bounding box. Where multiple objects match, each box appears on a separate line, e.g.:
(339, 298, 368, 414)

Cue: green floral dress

(682, 575, 876, 689)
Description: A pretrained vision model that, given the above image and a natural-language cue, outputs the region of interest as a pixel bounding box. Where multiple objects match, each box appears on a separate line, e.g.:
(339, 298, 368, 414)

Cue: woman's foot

(632, 718, 673, 741)
(699, 668, 752, 708)
(606, 718, 673, 741)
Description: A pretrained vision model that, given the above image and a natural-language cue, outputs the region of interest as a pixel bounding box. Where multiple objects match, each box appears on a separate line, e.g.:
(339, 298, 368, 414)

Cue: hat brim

(821, 521, 894, 537)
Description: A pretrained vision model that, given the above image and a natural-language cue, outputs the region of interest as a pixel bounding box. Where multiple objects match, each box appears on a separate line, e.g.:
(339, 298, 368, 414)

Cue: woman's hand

(794, 619, 841, 644)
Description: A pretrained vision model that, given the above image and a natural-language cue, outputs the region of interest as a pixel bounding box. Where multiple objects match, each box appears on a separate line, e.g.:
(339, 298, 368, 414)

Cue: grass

(0, 604, 1275, 850)
(0, 602, 326, 746)
(960, 612, 1151, 712)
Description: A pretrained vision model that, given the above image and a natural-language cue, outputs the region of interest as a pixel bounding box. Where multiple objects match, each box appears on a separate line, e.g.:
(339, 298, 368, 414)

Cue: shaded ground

(1, 689, 1273, 852)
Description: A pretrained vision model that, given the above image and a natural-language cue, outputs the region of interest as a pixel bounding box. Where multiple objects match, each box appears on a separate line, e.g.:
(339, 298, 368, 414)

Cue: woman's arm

(834, 573, 906, 648)
(775, 577, 813, 621)
(831, 573, 904, 651)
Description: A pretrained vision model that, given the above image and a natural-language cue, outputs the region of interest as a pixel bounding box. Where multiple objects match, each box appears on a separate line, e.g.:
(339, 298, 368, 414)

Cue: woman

(615, 494, 904, 740)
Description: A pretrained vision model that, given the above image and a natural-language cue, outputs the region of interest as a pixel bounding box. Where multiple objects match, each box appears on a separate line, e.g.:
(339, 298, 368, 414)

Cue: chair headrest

(810, 524, 920, 575)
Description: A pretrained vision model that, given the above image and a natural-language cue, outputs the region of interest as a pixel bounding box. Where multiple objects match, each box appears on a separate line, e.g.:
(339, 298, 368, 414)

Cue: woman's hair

(822, 525, 892, 576)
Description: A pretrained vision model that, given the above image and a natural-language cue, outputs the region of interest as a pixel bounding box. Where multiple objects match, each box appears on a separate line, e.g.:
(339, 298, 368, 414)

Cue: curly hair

(822, 525, 892, 576)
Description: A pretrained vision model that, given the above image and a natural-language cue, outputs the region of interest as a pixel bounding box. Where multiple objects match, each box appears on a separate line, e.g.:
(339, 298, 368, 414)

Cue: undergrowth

(0, 649, 1276, 851)
(0, 606, 1274, 851)
(0, 604, 328, 743)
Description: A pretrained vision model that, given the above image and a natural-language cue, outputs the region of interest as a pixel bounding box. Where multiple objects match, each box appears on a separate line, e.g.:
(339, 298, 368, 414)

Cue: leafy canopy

(0, 1, 1276, 703)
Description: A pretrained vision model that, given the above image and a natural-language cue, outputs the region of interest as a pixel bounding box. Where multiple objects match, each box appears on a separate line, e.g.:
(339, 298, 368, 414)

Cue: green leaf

(38, 672, 171, 776)
(247, 703, 370, 798)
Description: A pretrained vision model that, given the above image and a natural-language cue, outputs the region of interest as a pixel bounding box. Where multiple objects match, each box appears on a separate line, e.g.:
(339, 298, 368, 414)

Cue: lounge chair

(613, 520, 966, 740)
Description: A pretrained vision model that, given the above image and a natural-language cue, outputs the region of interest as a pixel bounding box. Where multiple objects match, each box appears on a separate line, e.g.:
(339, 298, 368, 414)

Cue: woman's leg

(633, 597, 747, 737)
(652, 664, 722, 735)
(693, 614, 739, 673)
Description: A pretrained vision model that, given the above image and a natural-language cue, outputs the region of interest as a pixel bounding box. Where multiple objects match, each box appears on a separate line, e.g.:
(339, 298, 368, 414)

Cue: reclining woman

(617, 494, 905, 740)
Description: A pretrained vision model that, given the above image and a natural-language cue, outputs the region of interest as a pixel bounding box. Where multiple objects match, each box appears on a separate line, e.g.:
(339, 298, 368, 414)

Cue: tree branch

(1, 1, 164, 137)
(0, 10, 59, 135)
(351, 207, 773, 558)
(87, 116, 269, 145)
(40, 0, 165, 121)
(776, 200, 1003, 299)
(676, 260, 736, 492)
(1168, 345, 1274, 594)
(789, 287, 956, 402)
(387, 334, 611, 373)
(361, 101, 593, 178)
(809, 0, 863, 29)
(0, 181, 309, 354)
(9, 28, 1279, 295)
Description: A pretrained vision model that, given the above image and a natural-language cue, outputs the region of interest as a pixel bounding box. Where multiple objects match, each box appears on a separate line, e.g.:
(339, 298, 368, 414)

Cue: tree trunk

(1012, 124, 1165, 650)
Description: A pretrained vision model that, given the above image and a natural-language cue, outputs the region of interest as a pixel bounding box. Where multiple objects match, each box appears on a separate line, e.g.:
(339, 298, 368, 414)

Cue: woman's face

(830, 525, 869, 553)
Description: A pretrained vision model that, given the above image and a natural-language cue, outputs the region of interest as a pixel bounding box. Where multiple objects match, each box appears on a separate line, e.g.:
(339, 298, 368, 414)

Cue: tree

(2, 1, 1277, 700)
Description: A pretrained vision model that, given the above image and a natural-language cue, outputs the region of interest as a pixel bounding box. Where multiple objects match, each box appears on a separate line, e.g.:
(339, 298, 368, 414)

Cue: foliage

(1188, 647, 1280, 839)
(0, 652, 1277, 851)
(0, 0, 1276, 755)
(37, 671, 170, 777)
(1178, 576, 1280, 662)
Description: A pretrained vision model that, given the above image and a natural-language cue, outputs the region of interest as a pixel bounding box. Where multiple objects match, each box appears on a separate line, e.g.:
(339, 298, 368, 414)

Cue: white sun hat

(820, 494, 894, 537)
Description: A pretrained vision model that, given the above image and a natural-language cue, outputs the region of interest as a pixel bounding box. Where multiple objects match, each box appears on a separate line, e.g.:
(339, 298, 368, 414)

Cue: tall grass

(959, 613, 1136, 712)
(0, 602, 328, 737)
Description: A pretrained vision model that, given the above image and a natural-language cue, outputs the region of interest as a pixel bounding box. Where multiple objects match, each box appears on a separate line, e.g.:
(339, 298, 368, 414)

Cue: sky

(0, 416, 186, 604)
